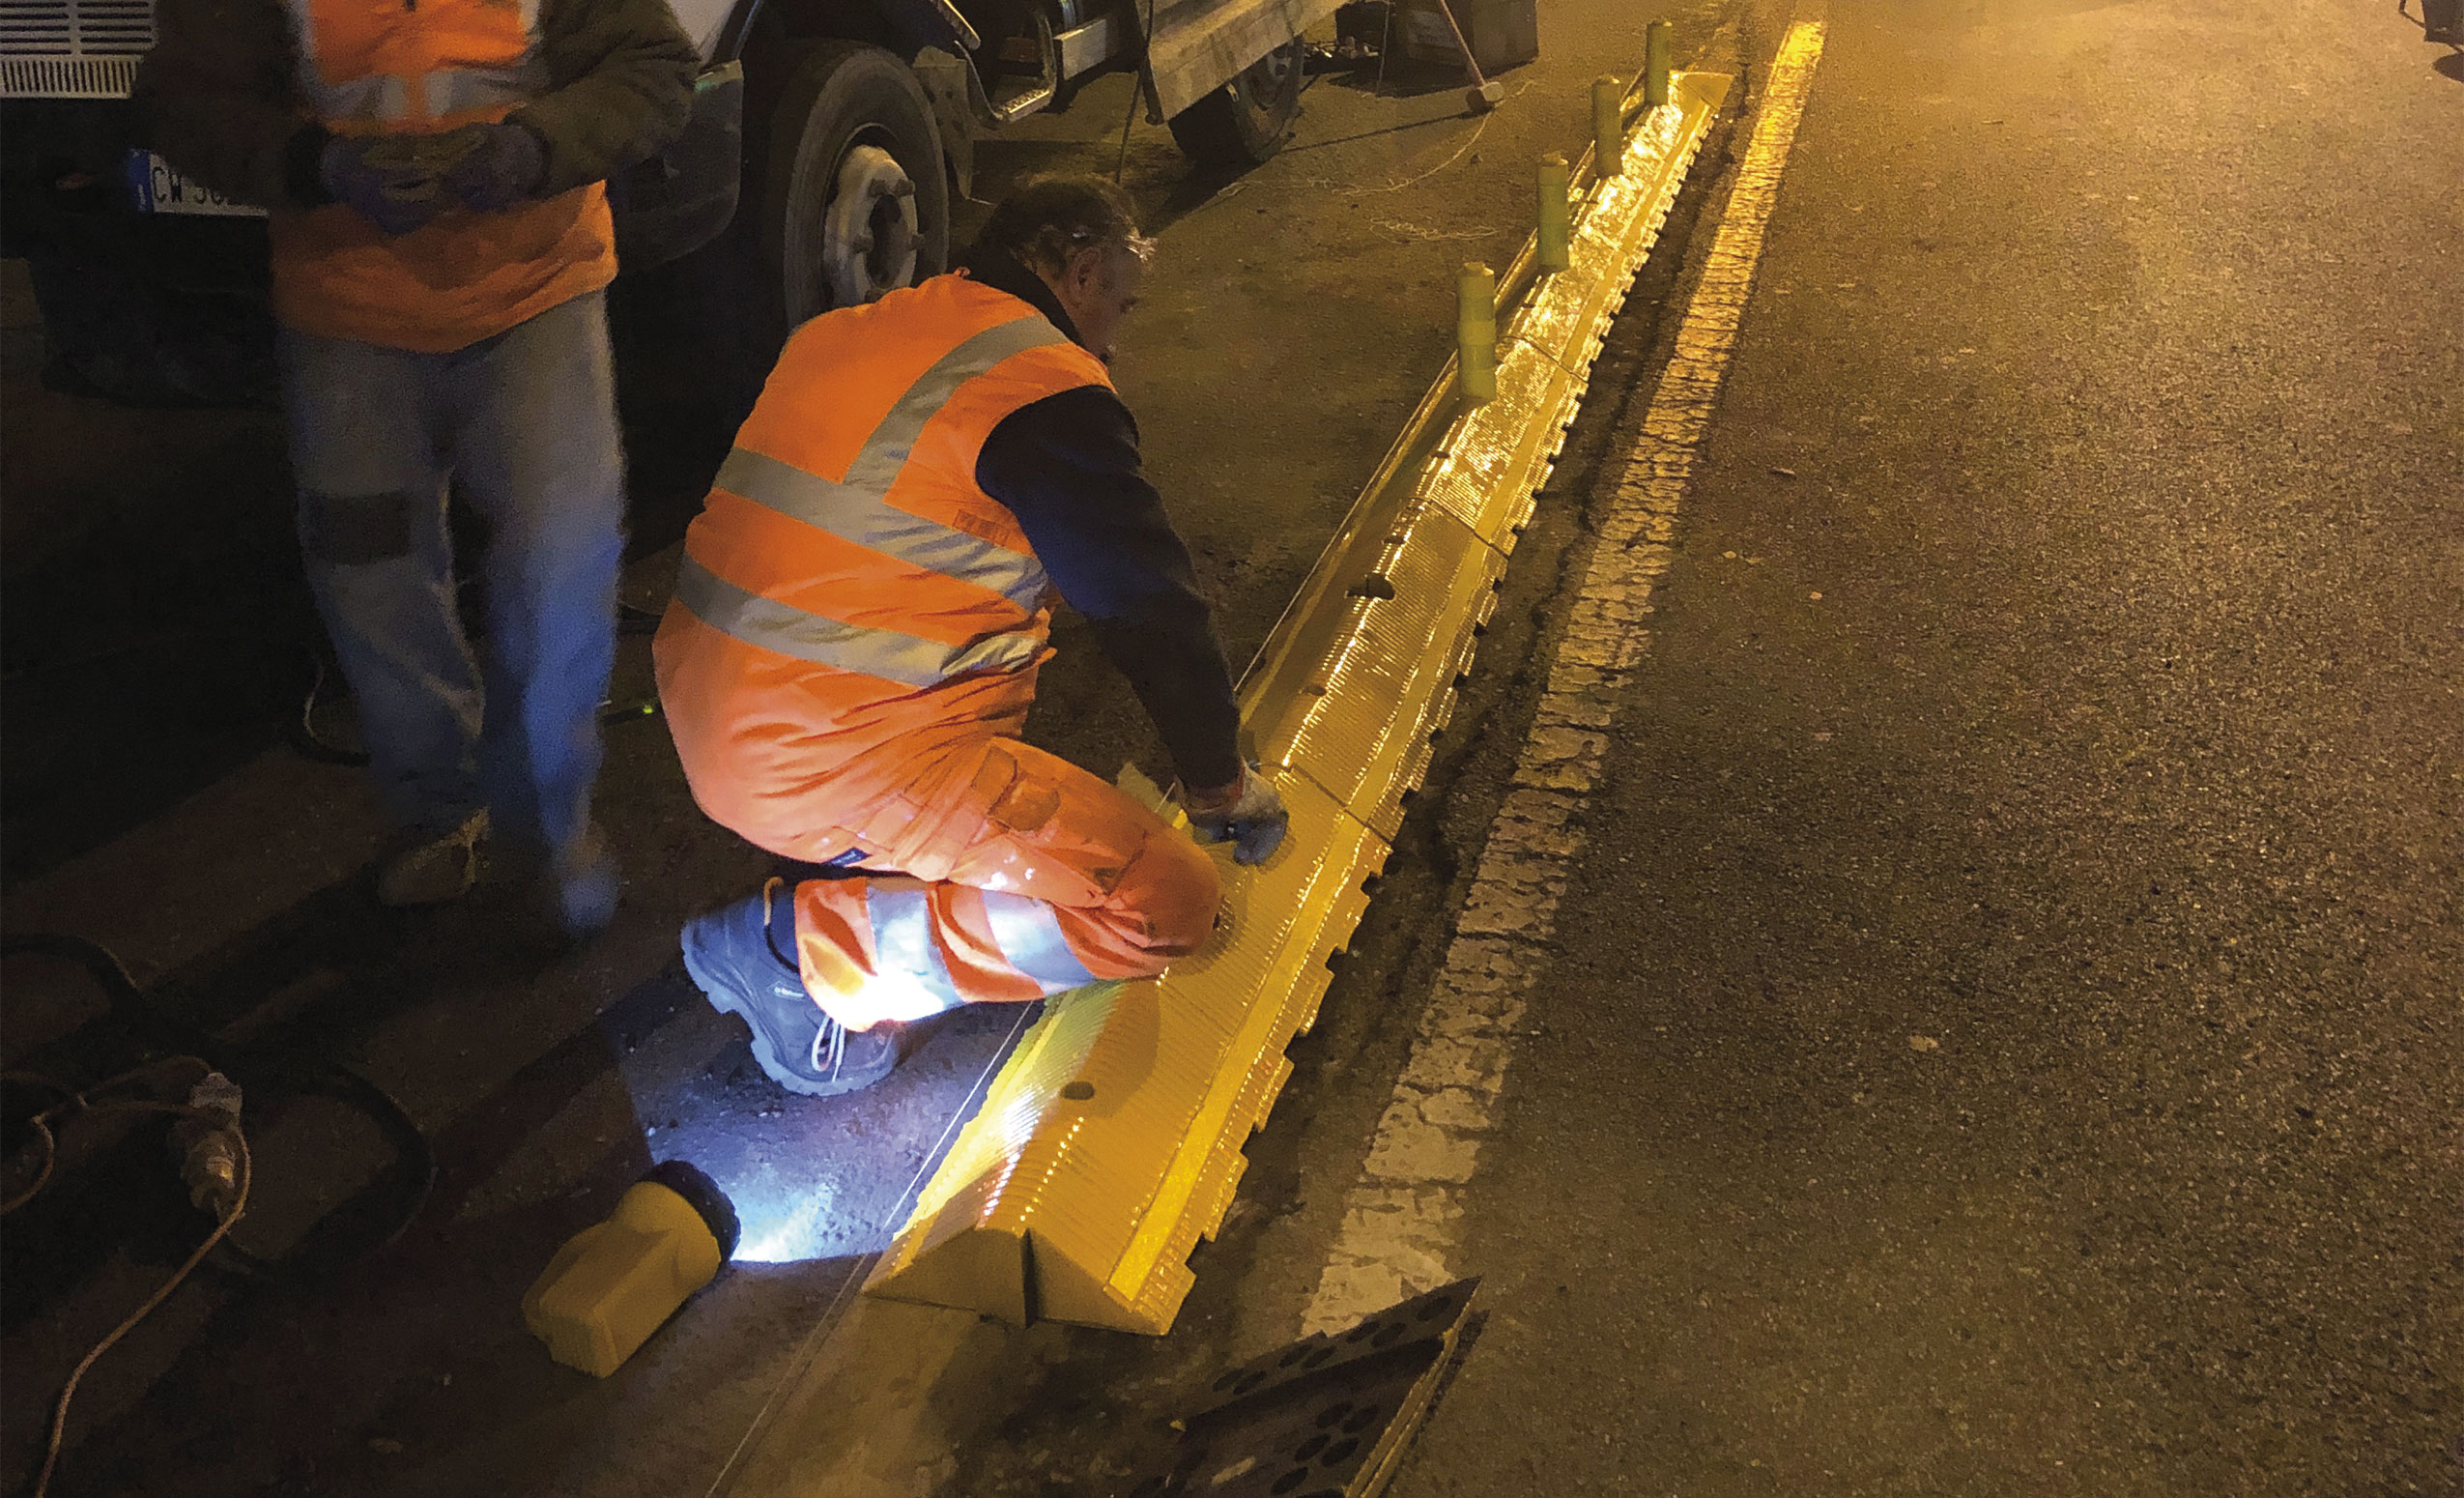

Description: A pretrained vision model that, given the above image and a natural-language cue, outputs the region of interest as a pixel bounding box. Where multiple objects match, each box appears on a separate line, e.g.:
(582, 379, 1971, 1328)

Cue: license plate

(125, 151, 264, 217)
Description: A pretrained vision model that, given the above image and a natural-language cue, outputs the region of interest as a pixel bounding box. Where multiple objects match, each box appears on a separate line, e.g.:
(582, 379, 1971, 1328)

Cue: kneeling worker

(656, 178, 1291, 1096)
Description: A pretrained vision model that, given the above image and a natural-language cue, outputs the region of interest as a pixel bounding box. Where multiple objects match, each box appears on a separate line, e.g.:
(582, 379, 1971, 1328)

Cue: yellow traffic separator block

(1261, 505, 1504, 841)
(1419, 341, 1580, 545)
(1419, 74, 1726, 549)
(863, 64, 1732, 1336)
(867, 775, 1385, 1331)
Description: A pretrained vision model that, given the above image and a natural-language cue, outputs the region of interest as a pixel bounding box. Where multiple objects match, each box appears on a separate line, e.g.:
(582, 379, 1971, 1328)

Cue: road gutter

(1301, 11, 1833, 1336)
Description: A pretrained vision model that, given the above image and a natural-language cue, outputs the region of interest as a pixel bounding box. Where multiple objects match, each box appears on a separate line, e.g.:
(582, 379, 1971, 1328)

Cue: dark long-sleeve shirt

(967, 256, 1244, 792)
(133, 0, 697, 210)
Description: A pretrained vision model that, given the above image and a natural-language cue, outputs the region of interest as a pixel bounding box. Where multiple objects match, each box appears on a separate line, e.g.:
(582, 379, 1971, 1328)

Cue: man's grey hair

(960, 176, 1156, 279)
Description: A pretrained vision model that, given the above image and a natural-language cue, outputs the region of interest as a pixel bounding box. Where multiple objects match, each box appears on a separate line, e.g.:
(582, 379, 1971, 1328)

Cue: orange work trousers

(789, 735, 1220, 1030)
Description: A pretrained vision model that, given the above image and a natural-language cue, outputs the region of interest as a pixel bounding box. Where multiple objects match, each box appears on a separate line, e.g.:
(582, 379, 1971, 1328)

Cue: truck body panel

(1142, 0, 1336, 120)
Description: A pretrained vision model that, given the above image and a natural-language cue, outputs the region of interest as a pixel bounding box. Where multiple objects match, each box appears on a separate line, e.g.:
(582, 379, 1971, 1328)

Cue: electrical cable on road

(1113, 0, 1161, 183)
(294, 646, 371, 765)
(2, 933, 438, 1492)
(0, 935, 435, 1269)
(2, 1057, 207, 1215)
(4, 1060, 255, 1498)
(295, 636, 662, 767)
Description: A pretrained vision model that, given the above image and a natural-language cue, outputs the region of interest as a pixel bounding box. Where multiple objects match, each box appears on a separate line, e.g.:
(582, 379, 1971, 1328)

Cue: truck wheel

(764, 41, 951, 328)
(1166, 39, 1305, 168)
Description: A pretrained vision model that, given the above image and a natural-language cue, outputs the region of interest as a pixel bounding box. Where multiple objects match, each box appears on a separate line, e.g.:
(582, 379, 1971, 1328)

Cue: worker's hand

(439, 123, 548, 213)
(1185, 763, 1290, 866)
(319, 134, 449, 236)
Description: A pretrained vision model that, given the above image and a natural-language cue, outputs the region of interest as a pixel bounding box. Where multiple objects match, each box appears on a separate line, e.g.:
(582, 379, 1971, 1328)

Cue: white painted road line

(1300, 14, 1834, 1337)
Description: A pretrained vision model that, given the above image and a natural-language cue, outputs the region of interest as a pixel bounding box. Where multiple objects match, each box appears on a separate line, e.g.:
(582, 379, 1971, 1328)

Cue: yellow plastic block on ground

(524, 1180, 726, 1376)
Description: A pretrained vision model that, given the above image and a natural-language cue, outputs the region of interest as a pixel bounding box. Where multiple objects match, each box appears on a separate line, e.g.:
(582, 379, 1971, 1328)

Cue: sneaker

(681, 881, 899, 1097)
(376, 812, 487, 907)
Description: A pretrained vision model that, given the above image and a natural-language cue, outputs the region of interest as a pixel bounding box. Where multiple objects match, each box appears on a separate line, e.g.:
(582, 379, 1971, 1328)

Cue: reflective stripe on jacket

(654, 273, 1115, 863)
(272, 0, 616, 351)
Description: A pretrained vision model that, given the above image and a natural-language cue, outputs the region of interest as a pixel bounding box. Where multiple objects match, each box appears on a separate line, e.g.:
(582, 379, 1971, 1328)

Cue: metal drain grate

(1132, 1279, 1481, 1498)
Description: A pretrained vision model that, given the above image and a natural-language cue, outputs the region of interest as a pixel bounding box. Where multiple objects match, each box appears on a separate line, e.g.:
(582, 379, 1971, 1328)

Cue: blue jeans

(280, 291, 624, 863)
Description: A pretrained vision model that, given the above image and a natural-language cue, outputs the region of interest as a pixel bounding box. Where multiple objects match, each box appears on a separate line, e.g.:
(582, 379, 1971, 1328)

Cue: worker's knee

(1119, 825, 1220, 965)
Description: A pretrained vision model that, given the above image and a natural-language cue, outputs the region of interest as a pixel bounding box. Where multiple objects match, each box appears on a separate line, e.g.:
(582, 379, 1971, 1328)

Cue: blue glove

(1186, 763, 1291, 867)
(440, 123, 548, 213)
(319, 134, 449, 236)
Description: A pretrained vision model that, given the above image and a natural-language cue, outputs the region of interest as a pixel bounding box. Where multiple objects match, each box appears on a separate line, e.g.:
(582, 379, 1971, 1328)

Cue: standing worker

(657, 178, 1291, 1096)
(134, 0, 697, 931)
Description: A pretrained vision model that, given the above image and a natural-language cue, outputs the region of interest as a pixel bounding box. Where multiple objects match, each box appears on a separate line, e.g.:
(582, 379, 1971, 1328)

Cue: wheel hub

(821, 145, 920, 307)
(1239, 41, 1297, 102)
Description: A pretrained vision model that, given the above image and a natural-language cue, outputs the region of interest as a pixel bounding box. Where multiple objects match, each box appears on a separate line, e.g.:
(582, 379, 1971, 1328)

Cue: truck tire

(763, 41, 951, 329)
(1166, 39, 1305, 168)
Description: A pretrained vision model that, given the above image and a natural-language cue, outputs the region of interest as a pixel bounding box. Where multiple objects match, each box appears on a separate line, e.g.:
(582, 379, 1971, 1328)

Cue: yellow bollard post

(1646, 20, 1673, 108)
(1457, 261, 1497, 404)
(1590, 76, 1625, 178)
(1535, 153, 1571, 273)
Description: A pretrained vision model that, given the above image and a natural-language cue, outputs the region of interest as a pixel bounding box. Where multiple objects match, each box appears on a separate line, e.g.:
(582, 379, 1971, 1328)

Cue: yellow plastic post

(1536, 153, 1571, 273)
(1591, 76, 1625, 178)
(1646, 20, 1673, 108)
(1457, 261, 1497, 405)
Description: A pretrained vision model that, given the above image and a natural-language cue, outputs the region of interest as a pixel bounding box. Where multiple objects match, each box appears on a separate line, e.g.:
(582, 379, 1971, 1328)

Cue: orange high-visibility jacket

(654, 273, 1114, 863)
(274, 0, 617, 351)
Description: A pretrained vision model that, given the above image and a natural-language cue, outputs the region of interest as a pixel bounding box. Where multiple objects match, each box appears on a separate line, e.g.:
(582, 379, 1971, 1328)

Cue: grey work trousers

(279, 290, 625, 864)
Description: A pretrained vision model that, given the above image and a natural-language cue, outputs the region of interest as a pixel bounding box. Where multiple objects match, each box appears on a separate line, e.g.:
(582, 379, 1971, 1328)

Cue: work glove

(1185, 763, 1290, 867)
(439, 122, 548, 213)
(320, 133, 452, 236)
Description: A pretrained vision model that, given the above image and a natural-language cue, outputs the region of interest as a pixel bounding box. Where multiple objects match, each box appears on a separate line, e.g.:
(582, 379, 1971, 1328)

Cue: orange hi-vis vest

(275, 0, 617, 351)
(654, 273, 1114, 864)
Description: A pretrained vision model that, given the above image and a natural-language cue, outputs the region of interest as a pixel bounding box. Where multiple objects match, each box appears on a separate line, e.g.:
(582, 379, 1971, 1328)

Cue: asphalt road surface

(2, 1, 2453, 1494)
(1384, 3, 2462, 1494)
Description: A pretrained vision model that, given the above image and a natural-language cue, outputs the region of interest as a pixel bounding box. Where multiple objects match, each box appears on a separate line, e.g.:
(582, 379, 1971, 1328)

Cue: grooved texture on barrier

(864, 69, 1731, 1334)
(868, 778, 1384, 1332)
(1261, 508, 1504, 840)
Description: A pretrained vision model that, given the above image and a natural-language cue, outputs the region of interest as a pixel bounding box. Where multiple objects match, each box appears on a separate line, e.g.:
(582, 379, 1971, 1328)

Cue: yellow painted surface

(862, 69, 1732, 1336)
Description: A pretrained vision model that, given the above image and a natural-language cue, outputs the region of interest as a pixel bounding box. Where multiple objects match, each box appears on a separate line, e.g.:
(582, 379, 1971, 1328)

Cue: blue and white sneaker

(680, 880, 899, 1097)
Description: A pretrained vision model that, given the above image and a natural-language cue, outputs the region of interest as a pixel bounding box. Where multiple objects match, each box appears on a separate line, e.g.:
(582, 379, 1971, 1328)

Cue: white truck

(0, 0, 1332, 399)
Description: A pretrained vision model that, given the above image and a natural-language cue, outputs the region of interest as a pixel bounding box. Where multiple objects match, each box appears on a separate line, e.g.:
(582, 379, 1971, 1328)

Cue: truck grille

(1, 0, 157, 99)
